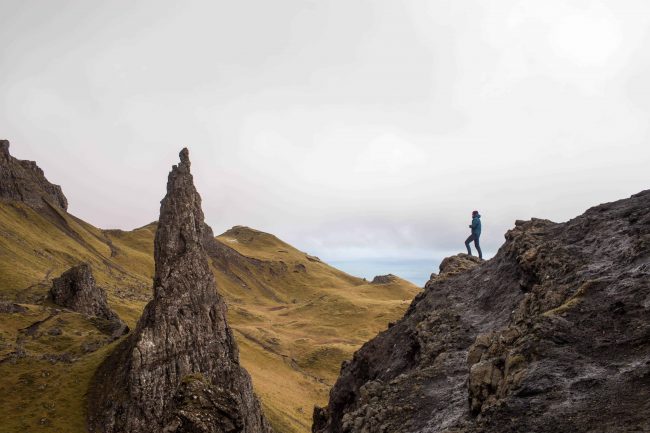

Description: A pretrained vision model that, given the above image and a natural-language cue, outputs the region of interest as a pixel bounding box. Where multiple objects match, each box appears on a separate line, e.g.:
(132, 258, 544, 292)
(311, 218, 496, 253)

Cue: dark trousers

(465, 233, 482, 259)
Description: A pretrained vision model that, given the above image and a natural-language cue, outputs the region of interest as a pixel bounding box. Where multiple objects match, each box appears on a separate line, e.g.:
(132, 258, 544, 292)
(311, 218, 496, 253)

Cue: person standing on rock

(465, 210, 483, 259)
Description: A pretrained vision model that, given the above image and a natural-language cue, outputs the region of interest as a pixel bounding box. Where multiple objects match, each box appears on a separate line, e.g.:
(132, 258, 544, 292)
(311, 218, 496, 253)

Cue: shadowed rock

(0, 139, 68, 210)
(313, 190, 650, 433)
(50, 264, 115, 318)
(50, 263, 128, 337)
(87, 148, 270, 433)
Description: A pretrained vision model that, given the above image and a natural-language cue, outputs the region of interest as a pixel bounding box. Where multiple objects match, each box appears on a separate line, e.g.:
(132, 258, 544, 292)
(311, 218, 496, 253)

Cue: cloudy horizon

(2, 0, 649, 285)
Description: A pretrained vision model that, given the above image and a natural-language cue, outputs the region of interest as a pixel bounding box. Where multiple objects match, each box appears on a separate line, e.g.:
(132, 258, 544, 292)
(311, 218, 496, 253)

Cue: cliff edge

(314, 190, 650, 433)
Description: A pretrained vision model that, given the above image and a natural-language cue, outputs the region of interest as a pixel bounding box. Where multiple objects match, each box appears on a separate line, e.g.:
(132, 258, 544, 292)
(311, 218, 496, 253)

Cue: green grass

(0, 306, 124, 433)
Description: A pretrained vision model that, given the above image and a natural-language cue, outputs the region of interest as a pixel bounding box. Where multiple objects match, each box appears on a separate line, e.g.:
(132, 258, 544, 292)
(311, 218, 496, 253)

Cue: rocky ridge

(87, 149, 270, 433)
(0, 140, 68, 210)
(314, 190, 650, 433)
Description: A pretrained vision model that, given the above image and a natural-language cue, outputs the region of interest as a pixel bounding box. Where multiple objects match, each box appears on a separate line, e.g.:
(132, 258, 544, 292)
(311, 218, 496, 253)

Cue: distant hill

(0, 141, 420, 433)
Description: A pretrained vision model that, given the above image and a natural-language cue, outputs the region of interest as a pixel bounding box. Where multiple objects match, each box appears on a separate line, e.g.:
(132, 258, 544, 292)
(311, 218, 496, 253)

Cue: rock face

(313, 190, 650, 433)
(51, 264, 113, 317)
(0, 140, 68, 210)
(426, 254, 483, 285)
(50, 263, 128, 337)
(87, 149, 270, 433)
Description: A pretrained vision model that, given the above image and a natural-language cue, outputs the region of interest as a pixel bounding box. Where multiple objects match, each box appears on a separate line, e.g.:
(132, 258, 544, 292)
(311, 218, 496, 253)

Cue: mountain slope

(314, 190, 650, 433)
(0, 142, 420, 433)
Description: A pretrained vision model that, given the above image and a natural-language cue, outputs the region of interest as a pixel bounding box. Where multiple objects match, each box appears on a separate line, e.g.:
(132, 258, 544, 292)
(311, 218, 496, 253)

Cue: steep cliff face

(0, 140, 68, 210)
(314, 190, 650, 433)
(87, 149, 270, 433)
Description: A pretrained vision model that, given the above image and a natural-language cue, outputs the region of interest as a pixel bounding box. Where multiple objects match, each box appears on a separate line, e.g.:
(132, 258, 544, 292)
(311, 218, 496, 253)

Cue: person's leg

(465, 234, 474, 255)
(474, 236, 483, 259)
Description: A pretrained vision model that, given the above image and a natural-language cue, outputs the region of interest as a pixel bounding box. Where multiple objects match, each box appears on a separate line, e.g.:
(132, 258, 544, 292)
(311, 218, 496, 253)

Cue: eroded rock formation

(314, 190, 650, 433)
(0, 140, 68, 210)
(50, 263, 128, 337)
(87, 148, 270, 433)
(51, 265, 112, 315)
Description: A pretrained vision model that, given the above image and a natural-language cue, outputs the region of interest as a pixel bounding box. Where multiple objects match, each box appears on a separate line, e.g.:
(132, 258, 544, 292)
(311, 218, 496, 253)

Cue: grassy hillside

(0, 201, 420, 433)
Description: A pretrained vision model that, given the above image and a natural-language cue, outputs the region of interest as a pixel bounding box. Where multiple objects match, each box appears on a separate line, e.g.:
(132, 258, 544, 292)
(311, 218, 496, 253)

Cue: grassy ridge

(0, 201, 421, 433)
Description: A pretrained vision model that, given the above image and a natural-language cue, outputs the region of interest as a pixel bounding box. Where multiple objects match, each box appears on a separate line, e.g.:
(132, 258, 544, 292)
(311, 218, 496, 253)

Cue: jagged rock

(313, 190, 650, 433)
(371, 274, 398, 284)
(0, 140, 68, 210)
(87, 148, 270, 433)
(423, 254, 483, 290)
(51, 264, 113, 319)
(49, 264, 128, 337)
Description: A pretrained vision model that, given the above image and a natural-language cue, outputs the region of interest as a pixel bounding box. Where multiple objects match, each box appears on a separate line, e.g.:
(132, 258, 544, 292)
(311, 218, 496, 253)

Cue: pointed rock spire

(88, 148, 271, 433)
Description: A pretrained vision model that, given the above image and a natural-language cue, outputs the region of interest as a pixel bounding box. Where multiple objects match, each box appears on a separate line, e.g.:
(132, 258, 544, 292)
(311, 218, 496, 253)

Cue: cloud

(1, 0, 648, 284)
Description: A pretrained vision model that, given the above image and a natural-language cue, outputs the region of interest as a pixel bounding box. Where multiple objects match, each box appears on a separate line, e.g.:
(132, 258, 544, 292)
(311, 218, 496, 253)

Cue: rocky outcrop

(51, 264, 112, 316)
(0, 301, 28, 314)
(371, 274, 398, 285)
(50, 263, 128, 337)
(0, 140, 68, 210)
(425, 254, 483, 286)
(87, 148, 270, 433)
(313, 190, 650, 433)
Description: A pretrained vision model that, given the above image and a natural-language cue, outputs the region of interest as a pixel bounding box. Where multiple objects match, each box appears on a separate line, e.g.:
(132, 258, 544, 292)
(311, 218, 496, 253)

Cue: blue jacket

(470, 214, 481, 236)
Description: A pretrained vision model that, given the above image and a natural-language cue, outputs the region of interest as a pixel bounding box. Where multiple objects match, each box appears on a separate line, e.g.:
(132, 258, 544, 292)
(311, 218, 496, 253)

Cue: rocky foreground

(87, 149, 270, 433)
(314, 190, 650, 433)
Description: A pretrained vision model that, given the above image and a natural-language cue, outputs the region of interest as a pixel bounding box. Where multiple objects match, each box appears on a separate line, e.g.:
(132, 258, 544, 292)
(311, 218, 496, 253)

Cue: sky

(1, 0, 649, 285)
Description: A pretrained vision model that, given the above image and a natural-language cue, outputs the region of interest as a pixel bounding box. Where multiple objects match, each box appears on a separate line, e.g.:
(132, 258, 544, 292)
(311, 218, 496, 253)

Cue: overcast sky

(1, 0, 649, 285)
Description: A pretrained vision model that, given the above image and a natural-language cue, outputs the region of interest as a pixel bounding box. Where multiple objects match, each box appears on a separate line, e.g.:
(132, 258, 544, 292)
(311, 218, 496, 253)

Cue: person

(465, 210, 482, 259)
